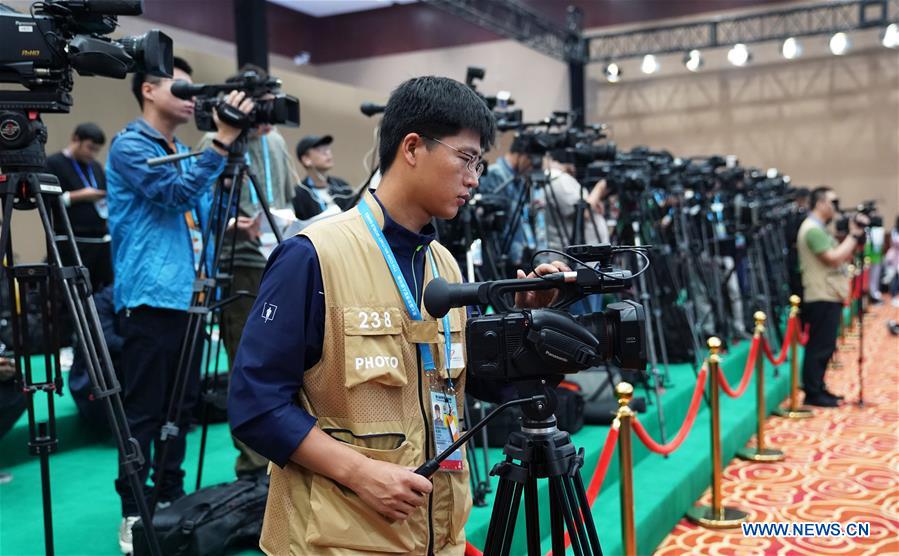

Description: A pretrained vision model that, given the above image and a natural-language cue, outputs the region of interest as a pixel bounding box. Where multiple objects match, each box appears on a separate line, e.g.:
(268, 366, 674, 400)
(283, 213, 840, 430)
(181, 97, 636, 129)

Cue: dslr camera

(172, 69, 300, 132)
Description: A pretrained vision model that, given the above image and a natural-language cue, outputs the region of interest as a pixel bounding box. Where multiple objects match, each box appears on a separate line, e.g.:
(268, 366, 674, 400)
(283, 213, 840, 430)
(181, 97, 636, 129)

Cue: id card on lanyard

(245, 135, 273, 206)
(358, 201, 464, 471)
(69, 157, 108, 220)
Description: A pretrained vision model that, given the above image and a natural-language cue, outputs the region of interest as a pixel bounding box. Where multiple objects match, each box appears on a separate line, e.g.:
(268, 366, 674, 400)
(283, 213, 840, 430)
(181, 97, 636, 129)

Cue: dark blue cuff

(231, 403, 318, 468)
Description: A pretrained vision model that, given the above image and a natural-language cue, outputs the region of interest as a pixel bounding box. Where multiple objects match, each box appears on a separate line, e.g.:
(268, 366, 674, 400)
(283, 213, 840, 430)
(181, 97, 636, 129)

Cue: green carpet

(0, 335, 795, 556)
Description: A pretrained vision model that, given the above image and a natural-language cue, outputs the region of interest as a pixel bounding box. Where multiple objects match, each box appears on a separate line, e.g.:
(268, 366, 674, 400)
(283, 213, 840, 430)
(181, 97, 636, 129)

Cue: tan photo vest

(797, 217, 850, 303)
(260, 192, 470, 555)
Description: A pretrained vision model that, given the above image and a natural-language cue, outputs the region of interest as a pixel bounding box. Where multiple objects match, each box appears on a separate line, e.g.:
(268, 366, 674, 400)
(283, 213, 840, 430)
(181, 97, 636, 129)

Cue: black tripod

(0, 112, 160, 556)
(853, 253, 866, 407)
(416, 389, 603, 556)
(483, 394, 602, 556)
(147, 130, 283, 510)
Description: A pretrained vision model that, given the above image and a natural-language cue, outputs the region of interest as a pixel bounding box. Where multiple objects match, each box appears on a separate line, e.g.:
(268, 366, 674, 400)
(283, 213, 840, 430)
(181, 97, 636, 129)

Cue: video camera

(0, 0, 172, 113)
(172, 69, 300, 132)
(424, 244, 647, 382)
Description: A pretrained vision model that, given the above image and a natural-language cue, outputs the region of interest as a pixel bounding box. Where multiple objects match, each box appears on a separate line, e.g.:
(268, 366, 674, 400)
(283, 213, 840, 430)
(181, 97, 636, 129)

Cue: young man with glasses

(107, 56, 252, 553)
(797, 186, 868, 407)
(229, 76, 567, 555)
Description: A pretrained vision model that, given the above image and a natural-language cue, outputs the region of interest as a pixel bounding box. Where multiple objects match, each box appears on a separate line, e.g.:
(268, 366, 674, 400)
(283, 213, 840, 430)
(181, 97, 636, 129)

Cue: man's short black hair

(131, 56, 193, 109)
(510, 134, 529, 154)
(72, 122, 105, 145)
(795, 187, 810, 199)
(378, 76, 496, 174)
(810, 186, 833, 209)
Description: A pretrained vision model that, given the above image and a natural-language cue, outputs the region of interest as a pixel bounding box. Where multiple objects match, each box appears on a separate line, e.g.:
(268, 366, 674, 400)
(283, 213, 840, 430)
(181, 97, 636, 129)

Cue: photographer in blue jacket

(105, 55, 253, 554)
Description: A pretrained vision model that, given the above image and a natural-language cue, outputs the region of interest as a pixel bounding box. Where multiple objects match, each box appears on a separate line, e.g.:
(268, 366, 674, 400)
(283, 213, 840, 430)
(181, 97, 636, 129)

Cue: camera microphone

(424, 278, 485, 318)
(360, 102, 386, 117)
(170, 80, 207, 100)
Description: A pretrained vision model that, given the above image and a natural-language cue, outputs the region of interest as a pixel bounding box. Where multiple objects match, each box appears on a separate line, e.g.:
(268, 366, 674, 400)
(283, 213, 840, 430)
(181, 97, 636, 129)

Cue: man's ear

(400, 133, 424, 168)
(141, 81, 156, 108)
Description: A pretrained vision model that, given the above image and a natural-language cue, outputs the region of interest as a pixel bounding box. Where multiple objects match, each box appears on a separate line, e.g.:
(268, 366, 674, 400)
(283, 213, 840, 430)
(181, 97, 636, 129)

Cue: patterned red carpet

(657, 301, 899, 556)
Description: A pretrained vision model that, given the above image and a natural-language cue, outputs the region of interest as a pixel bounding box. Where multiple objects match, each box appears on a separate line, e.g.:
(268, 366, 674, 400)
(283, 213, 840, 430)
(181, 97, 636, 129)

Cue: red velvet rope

(798, 323, 809, 346)
(631, 365, 708, 455)
(465, 422, 622, 556)
(761, 316, 796, 366)
(717, 336, 760, 398)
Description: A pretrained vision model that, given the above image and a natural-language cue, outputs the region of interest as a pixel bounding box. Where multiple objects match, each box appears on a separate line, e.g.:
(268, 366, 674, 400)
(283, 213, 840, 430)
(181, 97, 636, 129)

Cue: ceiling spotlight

(781, 37, 802, 60)
(829, 32, 851, 55)
(684, 49, 703, 72)
(727, 43, 751, 66)
(882, 23, 899, 48)
(641, 54, 660, 74)
(605, 62, 621, 83)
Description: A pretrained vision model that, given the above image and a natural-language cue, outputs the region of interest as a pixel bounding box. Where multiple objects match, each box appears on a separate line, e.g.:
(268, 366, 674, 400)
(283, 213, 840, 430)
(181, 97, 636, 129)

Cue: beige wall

(1, 12, 386, 263)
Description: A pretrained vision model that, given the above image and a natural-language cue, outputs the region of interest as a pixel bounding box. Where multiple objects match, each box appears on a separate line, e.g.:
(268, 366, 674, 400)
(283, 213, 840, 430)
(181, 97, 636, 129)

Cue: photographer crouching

(797, 187, 868, 407)
(106, 56, 253, 553)
(228, 76, 571, 555)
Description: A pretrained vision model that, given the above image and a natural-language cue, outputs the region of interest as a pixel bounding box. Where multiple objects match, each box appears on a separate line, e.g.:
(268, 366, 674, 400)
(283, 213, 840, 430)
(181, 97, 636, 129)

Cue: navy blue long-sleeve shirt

(229, 195, 504, 468)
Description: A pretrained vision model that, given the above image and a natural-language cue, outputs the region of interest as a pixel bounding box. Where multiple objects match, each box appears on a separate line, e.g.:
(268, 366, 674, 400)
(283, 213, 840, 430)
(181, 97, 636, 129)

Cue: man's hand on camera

(514, 261, 572, 309)
(211, 90, 254, 154)
(348, 458, 433, 521)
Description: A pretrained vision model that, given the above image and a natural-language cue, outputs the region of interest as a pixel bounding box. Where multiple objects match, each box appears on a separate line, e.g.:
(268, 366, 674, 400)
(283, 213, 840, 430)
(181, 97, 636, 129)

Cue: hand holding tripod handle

(414, 395, 547, 478)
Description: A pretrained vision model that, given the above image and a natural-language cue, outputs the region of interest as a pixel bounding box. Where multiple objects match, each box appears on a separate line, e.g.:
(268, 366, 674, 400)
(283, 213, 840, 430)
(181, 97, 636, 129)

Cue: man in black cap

(293, 134, 355, 220)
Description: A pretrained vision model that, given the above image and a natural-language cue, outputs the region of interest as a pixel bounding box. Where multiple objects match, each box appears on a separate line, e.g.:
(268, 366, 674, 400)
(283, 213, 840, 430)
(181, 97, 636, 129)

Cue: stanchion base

(736, 447, 785, 462)
(774, 406, 813, 419)
(686, 505, 749, 529)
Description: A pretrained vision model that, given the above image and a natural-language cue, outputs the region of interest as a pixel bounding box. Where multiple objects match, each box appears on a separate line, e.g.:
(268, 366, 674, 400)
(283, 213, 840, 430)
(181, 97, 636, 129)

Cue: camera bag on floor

(132, 474, 268, 556)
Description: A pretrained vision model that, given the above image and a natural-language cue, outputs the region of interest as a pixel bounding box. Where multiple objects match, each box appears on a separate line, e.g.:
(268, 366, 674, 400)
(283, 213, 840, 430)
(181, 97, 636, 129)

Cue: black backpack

(132, 475, 268, 556)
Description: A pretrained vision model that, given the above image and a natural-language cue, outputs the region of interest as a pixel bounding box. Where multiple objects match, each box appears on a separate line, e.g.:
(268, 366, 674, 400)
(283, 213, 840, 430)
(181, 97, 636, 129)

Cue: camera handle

(415, 395, 547, 478)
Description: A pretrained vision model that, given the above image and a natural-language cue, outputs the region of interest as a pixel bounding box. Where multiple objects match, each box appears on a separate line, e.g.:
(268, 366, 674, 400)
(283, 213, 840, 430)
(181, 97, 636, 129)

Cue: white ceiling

(267, 0, 417, 18)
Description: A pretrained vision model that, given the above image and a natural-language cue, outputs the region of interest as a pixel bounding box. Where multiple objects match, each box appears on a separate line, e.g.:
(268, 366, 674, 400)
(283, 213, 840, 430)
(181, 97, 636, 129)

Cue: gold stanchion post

(738, 312, 785, 462)
(615, 383, 637, 556)
(686, 337, 749, 528)
(775, 296, 813, 419)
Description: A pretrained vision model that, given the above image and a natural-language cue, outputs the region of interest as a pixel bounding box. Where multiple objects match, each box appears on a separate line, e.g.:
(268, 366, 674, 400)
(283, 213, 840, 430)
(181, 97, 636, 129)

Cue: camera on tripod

(0, 0, 172, 114)
(425, 243, 647, 382)
(172, 69, 300, 132)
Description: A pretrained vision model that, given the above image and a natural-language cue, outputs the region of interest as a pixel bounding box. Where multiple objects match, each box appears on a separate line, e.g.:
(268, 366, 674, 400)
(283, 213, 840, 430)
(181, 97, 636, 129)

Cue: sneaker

(891, 298, 899, 308)
(0, 471, 12, 485)
(156, 500, 172, 511)
(118, 516, 139, 555)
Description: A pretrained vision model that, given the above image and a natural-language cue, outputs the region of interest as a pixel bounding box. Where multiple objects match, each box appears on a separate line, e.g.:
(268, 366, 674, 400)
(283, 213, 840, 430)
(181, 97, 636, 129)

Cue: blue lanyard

(306, 178, 328, 212)
(69, 157, 98, 189)
(358, 201, 453, 375)
(245, 135, 273, 206)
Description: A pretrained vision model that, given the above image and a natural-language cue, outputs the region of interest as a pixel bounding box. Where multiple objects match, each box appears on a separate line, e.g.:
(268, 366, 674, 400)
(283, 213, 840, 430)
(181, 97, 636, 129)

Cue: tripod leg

(572, 470, 603, 556)
(561, 474, 591, 556)
(549, 480, 565, 556)
(483, 474, 517, 556)
(524, 478, 541, 556)
(551, 476, 584, 556)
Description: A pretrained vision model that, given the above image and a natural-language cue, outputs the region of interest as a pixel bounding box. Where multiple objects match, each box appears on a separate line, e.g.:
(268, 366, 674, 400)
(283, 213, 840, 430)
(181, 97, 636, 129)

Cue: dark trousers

(115, 306, 199, 516)
(800, 301, 842, 397)
(59, 239, 114, 293)
(220, 266, 268, 475)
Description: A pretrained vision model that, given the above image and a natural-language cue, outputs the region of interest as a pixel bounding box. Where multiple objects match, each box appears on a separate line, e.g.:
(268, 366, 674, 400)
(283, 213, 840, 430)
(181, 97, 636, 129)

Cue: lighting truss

(587, 0, 899, 62)
(420, 0, 586, 61)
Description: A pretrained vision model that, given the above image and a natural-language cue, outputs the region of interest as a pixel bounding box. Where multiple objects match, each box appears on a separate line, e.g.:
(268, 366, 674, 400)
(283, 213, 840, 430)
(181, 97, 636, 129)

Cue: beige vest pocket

(305, 441, 417, 553)
(344, 307, 408, 388)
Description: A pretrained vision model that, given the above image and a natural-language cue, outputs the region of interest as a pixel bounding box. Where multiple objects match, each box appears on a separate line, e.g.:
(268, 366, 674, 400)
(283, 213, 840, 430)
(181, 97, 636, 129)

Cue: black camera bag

(132, 475, 268, 556)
